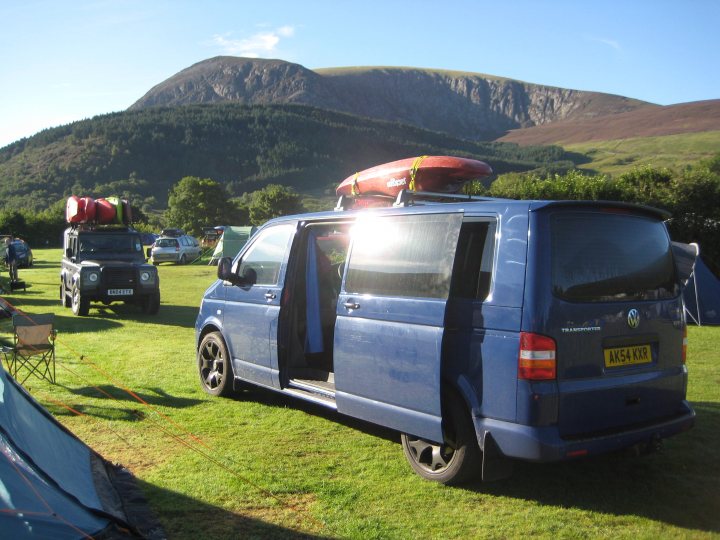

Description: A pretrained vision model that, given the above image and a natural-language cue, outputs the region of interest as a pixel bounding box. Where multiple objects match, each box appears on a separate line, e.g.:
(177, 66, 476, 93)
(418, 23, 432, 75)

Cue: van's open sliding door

(333, 212, 463, 443)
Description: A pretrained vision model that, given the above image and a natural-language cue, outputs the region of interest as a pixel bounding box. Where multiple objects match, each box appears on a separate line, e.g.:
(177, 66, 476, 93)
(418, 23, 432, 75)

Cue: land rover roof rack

(69, 223, 137, 232)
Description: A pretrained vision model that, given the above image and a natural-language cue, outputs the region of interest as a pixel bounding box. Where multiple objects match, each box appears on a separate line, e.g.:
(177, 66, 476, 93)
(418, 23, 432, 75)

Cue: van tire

(198, 332, 234, 397)
(401, 392, 481, 485)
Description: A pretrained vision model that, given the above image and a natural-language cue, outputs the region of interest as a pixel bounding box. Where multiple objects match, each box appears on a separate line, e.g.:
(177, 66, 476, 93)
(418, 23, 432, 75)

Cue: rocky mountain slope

(130, 57, 653, 141)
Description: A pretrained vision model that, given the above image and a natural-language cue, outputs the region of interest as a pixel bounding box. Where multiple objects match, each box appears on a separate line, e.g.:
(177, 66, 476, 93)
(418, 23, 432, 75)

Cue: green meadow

(2, 249, 718, 539)
(566, 130, 720, 176)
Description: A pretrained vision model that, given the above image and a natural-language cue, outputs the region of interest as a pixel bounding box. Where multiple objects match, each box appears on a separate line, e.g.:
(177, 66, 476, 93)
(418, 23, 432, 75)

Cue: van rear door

(524, 204, 688, 439)
(334, 211, 463, 443)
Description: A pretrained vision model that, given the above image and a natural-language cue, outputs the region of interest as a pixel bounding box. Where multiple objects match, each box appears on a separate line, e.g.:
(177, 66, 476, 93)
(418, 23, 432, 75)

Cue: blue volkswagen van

(195, 192, 695, 484)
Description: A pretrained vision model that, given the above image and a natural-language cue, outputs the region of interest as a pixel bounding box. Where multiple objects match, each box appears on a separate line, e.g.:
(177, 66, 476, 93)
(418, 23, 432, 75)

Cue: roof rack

(68, 223, 137, 232)
(392, 189, 501, 207)
(334, 190, 501, 211)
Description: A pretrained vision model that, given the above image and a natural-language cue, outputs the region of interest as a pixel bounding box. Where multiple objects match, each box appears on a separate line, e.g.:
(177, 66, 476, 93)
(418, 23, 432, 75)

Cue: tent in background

(0, 366, 162, 538)
(672, 242, 720, 326)
(209, 226, 256, 265)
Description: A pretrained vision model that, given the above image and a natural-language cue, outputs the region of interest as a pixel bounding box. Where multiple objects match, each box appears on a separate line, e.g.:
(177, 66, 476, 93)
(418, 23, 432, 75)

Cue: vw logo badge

(627, 309, 640, 329)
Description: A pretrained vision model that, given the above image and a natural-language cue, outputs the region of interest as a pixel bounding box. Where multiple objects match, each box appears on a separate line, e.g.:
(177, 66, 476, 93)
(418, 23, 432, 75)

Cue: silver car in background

(150, 235, 202, 265)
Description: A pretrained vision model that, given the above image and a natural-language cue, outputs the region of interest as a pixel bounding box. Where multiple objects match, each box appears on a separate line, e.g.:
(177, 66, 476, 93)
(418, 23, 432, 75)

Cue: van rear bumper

(475, 400, 695, 462)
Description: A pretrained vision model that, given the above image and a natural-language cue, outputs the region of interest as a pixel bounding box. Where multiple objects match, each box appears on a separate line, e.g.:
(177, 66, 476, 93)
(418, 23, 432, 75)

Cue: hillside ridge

(129, 56, 653, 141)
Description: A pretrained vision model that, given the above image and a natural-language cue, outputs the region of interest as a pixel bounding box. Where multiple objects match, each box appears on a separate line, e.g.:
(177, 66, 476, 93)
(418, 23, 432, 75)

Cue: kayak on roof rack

(336, 155, 492, 199)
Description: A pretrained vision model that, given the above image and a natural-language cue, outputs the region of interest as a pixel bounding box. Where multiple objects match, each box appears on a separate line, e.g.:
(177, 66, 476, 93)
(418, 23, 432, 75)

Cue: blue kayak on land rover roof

(195, 191, 694, 485)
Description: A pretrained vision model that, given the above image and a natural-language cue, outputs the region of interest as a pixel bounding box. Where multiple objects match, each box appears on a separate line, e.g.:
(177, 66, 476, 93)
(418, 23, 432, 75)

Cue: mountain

(130, 57, 653, 141)
(0, 104, 577, 213)
(498, 99, 720, 145)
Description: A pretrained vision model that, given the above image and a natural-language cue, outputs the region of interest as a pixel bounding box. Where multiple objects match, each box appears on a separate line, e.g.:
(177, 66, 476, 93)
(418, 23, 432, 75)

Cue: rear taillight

(519, 332, 557, 380)
(682, 326, 688, 364)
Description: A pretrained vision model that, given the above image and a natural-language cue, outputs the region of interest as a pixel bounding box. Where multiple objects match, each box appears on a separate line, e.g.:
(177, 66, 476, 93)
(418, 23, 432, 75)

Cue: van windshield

(551, 212, 679, 302)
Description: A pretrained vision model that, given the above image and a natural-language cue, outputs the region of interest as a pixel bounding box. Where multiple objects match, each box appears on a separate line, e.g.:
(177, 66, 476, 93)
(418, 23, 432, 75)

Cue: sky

(1, 0, 719, 148)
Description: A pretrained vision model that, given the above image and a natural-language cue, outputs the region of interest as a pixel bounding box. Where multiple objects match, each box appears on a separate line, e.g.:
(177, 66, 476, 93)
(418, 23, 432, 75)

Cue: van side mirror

(65, 248, 73, 259)
(217, 257, 236, 282)
(217, 257, 257, 287)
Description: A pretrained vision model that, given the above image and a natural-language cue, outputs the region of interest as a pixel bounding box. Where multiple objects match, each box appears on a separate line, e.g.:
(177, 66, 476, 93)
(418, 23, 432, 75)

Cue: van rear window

(551, 212, 678, 302)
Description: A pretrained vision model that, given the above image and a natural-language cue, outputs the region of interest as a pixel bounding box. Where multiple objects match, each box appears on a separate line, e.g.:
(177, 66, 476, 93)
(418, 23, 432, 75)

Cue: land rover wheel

(71, 285, 90, 316)
(401, 392, 480, 485)
(141, 293, 160, 315)
(198, 332, 234, 397)
(60, 280, 71, 307)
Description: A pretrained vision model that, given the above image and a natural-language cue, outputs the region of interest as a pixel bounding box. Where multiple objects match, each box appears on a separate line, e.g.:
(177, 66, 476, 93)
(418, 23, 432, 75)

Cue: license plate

(108, 288, 133, 296)
(604, 344, 652, 368)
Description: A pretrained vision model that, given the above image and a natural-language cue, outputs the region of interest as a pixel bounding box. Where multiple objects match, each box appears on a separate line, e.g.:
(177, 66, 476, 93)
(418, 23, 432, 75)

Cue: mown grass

(2, 249, 719, 539)
(565, 130, 720, 176)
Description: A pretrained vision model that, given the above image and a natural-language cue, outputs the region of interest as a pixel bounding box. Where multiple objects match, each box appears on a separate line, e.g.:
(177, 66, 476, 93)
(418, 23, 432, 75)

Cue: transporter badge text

(561, 326, 601, 333)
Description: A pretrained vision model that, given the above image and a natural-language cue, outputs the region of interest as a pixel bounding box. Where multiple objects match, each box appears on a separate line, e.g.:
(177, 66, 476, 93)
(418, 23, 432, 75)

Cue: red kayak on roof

(336, 155, 493, 198)
(66, 196, 97, 224)
(65, 196, 132, 225)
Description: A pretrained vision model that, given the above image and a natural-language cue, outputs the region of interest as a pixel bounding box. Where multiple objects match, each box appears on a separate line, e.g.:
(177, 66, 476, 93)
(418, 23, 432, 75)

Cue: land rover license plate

(604, 344, 652, 368)
(108, 288, 133, 296)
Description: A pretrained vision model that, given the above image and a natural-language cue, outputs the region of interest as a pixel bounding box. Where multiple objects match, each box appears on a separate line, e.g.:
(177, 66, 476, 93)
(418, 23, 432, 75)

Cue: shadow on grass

(230, 387, 720, 533)
(470, 401, 720, 533)
(231, 385, 401, 444)
(138, 479, 331, 539)
(51, 384, 205, 421)
(18, 259, 59, 270)
(74, 303, 200, 328)
(1, 289, 55, 308)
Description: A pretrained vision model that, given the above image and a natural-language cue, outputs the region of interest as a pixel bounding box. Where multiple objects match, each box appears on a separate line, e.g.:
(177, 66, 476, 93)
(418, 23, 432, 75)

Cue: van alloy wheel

(403, 436, 458, 473)
(401, 392, 480, 485)
(198, 332, 234, 397)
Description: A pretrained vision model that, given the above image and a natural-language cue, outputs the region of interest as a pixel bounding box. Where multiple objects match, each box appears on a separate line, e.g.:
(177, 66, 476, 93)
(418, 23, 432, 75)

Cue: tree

(0, 210, 28, 238)
(667, 163, 720, 268)
(248, 184, 304, 225)
(164, 177, 240, 236)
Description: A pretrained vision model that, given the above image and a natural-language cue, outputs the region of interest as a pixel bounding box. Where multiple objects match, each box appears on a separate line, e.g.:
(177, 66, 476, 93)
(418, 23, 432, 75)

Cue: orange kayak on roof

(336, 155, 493, 198)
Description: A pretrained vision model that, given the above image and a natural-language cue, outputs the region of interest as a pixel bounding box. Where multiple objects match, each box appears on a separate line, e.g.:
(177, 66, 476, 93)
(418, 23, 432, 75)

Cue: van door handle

(343, 301, 360, 310)
(265, 292, 276, 300)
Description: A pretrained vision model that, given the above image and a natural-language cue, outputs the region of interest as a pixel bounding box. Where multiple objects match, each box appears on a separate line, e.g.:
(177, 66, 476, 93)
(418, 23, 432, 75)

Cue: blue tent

(0, 366, 162, 538)
(673, 242, 720, 326)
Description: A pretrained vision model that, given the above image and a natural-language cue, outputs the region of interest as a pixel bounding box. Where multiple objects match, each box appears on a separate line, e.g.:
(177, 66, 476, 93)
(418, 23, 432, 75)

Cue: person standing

(5, 237, 18, 282)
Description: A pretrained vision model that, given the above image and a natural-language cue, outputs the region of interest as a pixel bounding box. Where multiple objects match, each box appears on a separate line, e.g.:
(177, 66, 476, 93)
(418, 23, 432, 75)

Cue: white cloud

(212, 26, 295, 58)
(276, 26, 294, 38)
(586, 35, 622, 52)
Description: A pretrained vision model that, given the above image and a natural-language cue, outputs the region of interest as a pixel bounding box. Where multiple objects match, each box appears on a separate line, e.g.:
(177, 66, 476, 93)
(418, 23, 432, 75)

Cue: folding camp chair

(4, 313, 56, 384)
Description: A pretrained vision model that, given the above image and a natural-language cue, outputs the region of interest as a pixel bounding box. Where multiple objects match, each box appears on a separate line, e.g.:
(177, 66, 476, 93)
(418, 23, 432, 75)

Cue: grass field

(2, 249, 719, 539)
(565, 130, 720, 177)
